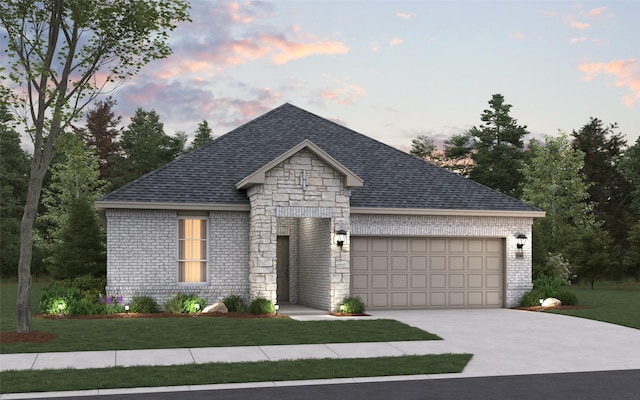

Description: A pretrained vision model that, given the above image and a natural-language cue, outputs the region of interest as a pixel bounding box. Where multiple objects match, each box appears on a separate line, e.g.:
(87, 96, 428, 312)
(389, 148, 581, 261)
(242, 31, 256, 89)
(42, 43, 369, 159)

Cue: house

(96, 103, 544, 312)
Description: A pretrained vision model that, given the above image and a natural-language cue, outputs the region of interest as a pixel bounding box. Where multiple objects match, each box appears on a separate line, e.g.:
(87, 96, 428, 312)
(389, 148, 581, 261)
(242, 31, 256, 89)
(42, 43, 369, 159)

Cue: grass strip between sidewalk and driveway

(0, 354, 473, 394)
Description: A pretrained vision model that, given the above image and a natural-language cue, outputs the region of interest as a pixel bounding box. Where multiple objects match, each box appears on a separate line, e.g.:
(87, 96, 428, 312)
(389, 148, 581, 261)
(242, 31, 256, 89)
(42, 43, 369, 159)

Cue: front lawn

(549, 286, 640, 330)
(0, 354, 472, 394)
(1, 282, 440, 353)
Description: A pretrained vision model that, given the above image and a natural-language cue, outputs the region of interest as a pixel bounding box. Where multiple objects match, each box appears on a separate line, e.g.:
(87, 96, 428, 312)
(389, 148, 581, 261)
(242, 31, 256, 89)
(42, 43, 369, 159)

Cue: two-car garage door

(350, 237, 504, 310)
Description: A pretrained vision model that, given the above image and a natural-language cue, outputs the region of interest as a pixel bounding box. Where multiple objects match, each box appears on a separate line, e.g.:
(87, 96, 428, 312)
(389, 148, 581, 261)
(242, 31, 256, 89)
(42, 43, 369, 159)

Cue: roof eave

(351, 207, 546, 218)
(95, 201, 251, 212)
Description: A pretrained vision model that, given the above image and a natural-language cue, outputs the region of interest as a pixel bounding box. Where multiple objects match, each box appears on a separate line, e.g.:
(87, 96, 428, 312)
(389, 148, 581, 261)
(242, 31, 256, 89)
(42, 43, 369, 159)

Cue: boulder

(203, 302, 228, 313)
(541, 297, 562, 308)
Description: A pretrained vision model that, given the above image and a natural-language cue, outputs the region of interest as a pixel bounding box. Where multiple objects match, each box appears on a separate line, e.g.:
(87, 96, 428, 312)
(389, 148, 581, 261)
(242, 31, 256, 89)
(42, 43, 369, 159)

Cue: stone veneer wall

(298, 218, 331, 309)
(247, 149, 351, 310)
(105, 209, 250, 307)
(351, 214, 534, 308)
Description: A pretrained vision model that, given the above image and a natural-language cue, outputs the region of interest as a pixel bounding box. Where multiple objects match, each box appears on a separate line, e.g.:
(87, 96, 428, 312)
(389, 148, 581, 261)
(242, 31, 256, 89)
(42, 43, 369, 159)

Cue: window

(178, 218, 207, 283)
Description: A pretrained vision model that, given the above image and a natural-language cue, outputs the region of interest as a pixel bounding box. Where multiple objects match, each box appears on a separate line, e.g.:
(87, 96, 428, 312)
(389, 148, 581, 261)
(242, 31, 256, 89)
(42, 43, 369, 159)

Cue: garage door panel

(351, 237, 504, 310)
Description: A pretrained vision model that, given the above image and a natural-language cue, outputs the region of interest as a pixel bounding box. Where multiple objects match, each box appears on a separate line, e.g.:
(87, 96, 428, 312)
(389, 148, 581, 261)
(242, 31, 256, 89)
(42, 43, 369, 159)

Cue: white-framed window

(178, 218, 207, 283)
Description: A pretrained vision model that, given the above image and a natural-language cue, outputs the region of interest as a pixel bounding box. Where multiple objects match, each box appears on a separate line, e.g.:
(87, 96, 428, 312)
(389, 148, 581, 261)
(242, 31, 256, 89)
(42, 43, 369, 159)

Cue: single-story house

(96, 103, 544, 311)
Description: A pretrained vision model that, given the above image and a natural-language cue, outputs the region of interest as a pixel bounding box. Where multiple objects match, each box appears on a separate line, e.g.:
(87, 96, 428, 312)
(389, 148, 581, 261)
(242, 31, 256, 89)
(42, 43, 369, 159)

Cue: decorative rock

(541, 297, 562, 308)
(203, 302, 228, 313)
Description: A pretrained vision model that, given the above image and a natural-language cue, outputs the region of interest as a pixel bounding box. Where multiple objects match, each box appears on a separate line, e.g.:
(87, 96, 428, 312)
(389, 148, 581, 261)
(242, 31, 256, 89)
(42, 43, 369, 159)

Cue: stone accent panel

(351, 214, 534, 308)
(247, 149, 351, 310)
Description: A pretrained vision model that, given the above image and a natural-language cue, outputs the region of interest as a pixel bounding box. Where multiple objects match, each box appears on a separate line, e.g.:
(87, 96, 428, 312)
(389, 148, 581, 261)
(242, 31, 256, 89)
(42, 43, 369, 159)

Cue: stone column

(247, 185, 278, 303)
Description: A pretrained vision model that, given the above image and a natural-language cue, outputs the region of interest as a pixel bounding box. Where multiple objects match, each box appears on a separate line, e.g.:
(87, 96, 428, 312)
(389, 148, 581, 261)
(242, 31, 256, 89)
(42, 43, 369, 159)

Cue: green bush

(223, 294, 247, 313)
(533, 275, 567, 299)
(164, 293, 207, 313)
(554, 289, 578, 306)
(130, 295, 159, 313)
(67, 298, 103, 316)
(39, 283, 83, 314)
(519, 289, 545, 307)
(248, 297, 275, 314)
(340, 296, 366, 314)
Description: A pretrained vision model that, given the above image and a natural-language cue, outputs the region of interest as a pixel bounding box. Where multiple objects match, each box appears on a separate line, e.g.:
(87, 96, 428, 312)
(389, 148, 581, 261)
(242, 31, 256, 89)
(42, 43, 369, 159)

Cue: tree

(111, 109, 186, 188)
(443, 133, 474, 176)
(621, 136, 640, 217)
(0, 104, 30, 278)
(566, 227, 612, 289)
(75, 97, 122, 185)
(571, 118, 632, 248)
(0, 0, 191, 333)
(446, 94, 528, 197)
(51, 195, 106, 279)
(190, 120, 214, 151)
(520, 133, 595, 276)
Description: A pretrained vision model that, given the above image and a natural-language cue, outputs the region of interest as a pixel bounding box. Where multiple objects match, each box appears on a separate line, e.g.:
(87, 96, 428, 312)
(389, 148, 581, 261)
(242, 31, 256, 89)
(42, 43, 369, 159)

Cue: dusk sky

(18, 1, 640, 151)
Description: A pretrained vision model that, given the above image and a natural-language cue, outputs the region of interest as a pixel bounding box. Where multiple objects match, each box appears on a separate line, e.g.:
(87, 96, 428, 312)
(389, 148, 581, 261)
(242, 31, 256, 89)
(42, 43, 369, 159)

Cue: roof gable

(236, 139, 364, 190)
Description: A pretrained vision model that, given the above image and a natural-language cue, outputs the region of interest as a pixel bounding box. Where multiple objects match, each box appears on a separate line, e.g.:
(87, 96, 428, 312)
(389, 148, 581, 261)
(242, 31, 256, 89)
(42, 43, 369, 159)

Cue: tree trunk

(16, 155, 48, 333)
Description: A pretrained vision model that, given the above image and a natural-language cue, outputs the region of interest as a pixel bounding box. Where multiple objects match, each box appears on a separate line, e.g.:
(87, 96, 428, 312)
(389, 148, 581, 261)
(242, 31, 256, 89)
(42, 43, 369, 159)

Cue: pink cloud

(320, 84, 366, 105)
(396, 12, 416, 19)
(570, 21, 590, 30)
(260, 34, 349, 64)
(570, 36, 589, 43)
(579, 59, 640, 106)
(587, 6, 608, 17)
(389, 38, 404, 46)
(370, 42, 381, 52)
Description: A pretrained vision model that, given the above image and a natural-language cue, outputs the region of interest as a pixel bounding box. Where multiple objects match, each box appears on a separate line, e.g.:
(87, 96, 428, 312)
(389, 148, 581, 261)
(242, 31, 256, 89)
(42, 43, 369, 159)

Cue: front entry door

(276, 236, 290, 302)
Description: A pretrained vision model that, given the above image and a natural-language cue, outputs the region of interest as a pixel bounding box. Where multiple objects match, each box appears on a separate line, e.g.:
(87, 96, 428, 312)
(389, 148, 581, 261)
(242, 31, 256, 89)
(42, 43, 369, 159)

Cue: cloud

(396, 12, 416, 19)
(320, 84, 366, 105)
(389, 38, 404, 46)
(370, 41, 381, 52)
(570, 36, 589, 43)
(579, 59, 640, 106)
(512, 32, 525, 40)
(587, 6, 608, 17)
(569, 21, 590, 30)
(259, 33, 349, 64)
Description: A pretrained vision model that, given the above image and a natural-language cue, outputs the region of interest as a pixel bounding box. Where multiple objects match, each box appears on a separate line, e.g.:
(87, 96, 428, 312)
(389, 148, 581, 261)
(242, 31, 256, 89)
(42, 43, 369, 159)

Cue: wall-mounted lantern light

(336, 229, 347, 247)
(515, 233, 527, 258)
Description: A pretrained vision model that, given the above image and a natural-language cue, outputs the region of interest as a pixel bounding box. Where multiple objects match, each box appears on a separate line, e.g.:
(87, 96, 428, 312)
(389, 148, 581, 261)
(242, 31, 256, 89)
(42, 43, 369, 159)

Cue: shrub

(248, 297, 275, 314)
(223, 294, 247, 313)
(67, 298, 103, 316)
(130, 296, 159, 313)
(340, 296, 366, 314)
(39, 283, 82, 314)
(519, 289, 545, 307)
(533, 275, 567, 299)
(164, 293, 207, 313)
(554, 289, 578, 306)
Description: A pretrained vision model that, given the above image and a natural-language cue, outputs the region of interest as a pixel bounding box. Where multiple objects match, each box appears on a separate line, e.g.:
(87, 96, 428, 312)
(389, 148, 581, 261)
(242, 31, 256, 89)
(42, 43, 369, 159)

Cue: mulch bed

(1, 312, 286, 344)
(514, 305, 586, 312)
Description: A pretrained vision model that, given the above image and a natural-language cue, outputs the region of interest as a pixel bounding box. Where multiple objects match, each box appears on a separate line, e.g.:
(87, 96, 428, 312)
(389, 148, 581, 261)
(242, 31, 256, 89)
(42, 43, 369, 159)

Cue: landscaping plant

(129, 296, 159, 314)
(340, 296, 366, 314)
(222, 294, 247, 313)
(248, 297, 275, 314)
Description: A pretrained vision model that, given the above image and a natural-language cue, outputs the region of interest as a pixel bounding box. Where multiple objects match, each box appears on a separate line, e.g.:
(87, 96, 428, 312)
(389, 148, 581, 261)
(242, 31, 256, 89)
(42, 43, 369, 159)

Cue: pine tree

(190, 120, 214, 151)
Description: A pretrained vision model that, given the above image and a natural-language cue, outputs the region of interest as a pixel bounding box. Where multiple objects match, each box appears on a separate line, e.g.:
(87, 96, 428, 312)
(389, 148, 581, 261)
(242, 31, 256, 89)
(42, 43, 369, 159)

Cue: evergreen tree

(571, 118, 632, 248)
(621, 136, 640, 217)
(51, 195, 107, 279)
(446, 94, 528, 197)
(111, 108, 186, 188)
(75, 97, 122, 185)
(0, 104, 31, 278)
(190, 120, 214, 151)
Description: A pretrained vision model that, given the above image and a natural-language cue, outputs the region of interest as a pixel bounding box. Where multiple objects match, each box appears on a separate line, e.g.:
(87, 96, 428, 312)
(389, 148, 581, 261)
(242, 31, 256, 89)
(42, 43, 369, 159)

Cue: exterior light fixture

(339, 304, 345, 313)
(194, 303, 200, 312)
(336, 229, 347, 247)
(515, 233, 527, 258)
(125, 304, 130, 313)
(274, 304, 280, 314)
(57, 303, 63, 312)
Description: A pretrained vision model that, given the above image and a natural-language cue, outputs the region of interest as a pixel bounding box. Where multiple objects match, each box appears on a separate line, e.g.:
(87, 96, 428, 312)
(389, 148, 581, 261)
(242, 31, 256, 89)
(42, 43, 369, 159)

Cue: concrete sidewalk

(1, 309, 639, 399)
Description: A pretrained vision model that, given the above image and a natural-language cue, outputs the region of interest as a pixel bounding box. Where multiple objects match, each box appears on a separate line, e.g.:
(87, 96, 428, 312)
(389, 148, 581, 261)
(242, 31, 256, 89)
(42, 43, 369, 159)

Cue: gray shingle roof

(99, 103, 540, 212)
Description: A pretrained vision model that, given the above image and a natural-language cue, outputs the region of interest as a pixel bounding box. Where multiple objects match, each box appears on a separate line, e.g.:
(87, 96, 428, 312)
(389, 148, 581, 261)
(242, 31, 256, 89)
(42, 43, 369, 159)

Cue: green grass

(1, 282, 440, 354)
(549, 286, 640, 330)
(0, 354, 473, 394)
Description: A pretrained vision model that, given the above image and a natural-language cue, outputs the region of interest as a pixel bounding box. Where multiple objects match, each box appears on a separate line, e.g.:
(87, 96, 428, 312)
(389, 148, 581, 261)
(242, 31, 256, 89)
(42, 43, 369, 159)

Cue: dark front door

(276, 236, 290, 302)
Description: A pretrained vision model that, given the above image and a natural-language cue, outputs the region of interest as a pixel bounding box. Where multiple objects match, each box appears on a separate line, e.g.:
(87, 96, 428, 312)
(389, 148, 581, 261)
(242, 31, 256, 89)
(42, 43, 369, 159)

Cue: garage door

(350, 237, 504, 309)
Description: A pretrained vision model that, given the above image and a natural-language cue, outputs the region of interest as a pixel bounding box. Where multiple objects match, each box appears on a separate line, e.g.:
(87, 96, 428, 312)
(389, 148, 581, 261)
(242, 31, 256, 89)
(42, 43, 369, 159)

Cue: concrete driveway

(369, 309, 640, 377)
